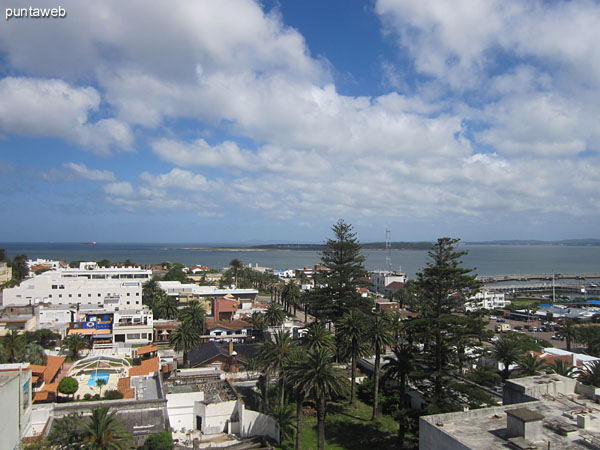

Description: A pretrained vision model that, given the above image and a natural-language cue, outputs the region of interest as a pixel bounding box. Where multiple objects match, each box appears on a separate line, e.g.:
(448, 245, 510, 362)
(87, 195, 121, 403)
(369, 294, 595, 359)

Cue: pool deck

(74, 372, 123, 398)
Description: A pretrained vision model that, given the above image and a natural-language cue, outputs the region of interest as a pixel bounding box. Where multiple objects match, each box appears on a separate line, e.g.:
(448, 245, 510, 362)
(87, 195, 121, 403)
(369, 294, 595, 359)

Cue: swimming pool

(88, 372, 111, 386)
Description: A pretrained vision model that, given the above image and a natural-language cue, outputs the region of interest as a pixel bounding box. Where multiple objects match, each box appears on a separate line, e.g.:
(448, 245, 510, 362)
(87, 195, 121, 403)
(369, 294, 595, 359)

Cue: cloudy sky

(1, 0, 599, 243)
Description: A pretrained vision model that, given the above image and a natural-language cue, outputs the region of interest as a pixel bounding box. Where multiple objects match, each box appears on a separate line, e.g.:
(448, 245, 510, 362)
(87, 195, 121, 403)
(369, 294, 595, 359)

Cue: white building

(0, 261, 12, 283)
(464, 291, 510, 312)
(0, 364, 33, 449)
(370, 270, 408, 293)
(158, 281, 257, 302)
(2, 266, 151, 310)
(113, 309, 154, 346)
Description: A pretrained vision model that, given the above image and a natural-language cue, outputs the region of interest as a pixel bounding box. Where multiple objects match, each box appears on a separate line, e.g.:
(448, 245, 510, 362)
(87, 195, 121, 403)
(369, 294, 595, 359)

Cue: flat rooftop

(422, 394, 600, 449)
(165, 377, 237, 403)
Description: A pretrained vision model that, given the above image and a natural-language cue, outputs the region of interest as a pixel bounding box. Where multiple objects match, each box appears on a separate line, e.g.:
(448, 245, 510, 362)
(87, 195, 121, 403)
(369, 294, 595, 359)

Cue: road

(484, 315, 567, 349)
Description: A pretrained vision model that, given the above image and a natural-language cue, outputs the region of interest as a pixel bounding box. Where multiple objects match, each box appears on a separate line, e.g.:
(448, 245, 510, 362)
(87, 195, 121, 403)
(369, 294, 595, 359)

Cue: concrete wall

(166, 391, 204, 431)
(504, 375, 577, 405)
(0, 374, 21, 450)
(419, 416, 472, 450)
(238, 402, 279, 443)
(195, 400, 238, 435)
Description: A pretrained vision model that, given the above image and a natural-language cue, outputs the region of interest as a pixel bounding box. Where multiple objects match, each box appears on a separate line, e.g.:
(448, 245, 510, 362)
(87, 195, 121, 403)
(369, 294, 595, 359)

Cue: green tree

(179, 300, 207, 335)
(20, 343, 47, 365)
(58, 377, 79, 398)
(169, 322, 201, 368)
(335, 310, 366, 406)
(547, 359, 579, 378)
(492, 333, 527, 380)
(409, 238, 482, 411)
(63, 334, 87, 360)
(383, 345, 415, 447)
(517, 353, 546, 376)
(264, 303, 285, 327)
(287, 347, 347, 450)
(368, 313, 395, 420)
(580, 361, 600, 387)
(142, 278, 164, 310)
(2, 330, 23, 363)
(258, 330, 294, 410)
(229, 258, 244, 286)
(249, 312, 267, 338)
(81, 405, 134, 449)
(155, 295, 179, 320)
(558, 319, 578, 352)
(162, 263, 190, 283)
(11, 254, 28, 280)
(96, 378, 107, 397)
(302, 322, 335, 353)
(309, 220, 371, 322)
(272, 405, 296, 444)
(97, 259, 111, 268)
(46, 412, 83, 449)
(141, 432, 173, 450)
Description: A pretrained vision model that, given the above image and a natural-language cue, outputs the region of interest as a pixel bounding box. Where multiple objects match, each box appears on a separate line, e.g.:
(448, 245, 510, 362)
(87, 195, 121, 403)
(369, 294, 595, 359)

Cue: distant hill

(251, 242, 434, 250)
(465, 239, 600, 246)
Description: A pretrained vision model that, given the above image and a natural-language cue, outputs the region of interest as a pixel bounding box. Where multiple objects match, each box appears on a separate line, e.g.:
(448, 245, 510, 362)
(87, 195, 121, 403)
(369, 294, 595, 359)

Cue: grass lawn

(278, 400, 413, 450)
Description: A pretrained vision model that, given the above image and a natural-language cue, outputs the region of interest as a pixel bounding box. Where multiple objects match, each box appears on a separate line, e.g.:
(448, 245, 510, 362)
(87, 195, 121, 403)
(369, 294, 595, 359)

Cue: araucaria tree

(409, 238, 483, 412)
(309, 220, 371, 323)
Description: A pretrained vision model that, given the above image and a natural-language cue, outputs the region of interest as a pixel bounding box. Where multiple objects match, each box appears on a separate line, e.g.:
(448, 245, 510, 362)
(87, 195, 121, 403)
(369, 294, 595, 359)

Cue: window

(136, 293, 139, 296)
(59, 294, 62, 298)
(49, 294, 52, 298)
(98, 293, 101, 297)
(52, 285, 57, 289)
(88, 294, 91, 297)
(136, 301, 140, 305)
(126, 301, 130, 305)
(115, 334, 125, 343)
(78, 294, 82, 297)
(68, 294, 72, 297)
(127, 333, 140, 340)
(127, 293, 130, 296)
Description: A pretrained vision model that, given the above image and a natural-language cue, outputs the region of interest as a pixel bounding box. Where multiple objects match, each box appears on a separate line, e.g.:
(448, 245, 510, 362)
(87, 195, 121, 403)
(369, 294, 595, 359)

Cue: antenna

(385, 229, 392, 272)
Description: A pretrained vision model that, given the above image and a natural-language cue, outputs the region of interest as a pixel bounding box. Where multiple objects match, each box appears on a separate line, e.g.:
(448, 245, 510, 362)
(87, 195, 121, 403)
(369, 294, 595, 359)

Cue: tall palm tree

(96, 378, 107, 397)
(492, 335, 523, 380)
(229, 258, 243, 286)
(3, 330, 23, 363)
(517, 353, 546, 376)
(368, 314, 394, 420)
(303, 322, 335, 353)
(383, 345, 415, 447)
(271, 405, 296, 444)
(284, 348, 308, 450)
(580, 360, 600, 387)
(336, 310, 366, 406)
(179, 300, 206, 335)
(20, 342, 47, 365)
(265, 303, 285, 328)
(258, 330, 293, 409)
(287, 347, 347, 450)
(249, 312, 267, 339)
(63, 334, 87, 360)
(547, 359, 580, 378)
(169, 322, 201, 368)
(82, 405, 133, 449)
(558, 319, 578, 352)
(156, 295, 179, 320)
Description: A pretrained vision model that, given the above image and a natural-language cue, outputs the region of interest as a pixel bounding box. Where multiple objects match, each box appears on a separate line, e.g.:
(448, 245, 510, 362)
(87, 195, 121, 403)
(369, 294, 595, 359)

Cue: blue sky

(1, 0, 599, 243)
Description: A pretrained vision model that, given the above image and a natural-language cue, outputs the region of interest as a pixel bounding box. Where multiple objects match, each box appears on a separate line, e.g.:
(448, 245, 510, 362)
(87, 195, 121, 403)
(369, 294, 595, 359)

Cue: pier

(478, 273, 600, 283)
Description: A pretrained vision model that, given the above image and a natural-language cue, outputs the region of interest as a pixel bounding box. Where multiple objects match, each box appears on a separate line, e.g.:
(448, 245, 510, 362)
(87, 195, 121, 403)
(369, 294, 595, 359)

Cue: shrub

(141, 431, 174, 450)
(84, 393, 92, 401)
(58, 377, 78, 398)
(104, 390, 124, 400)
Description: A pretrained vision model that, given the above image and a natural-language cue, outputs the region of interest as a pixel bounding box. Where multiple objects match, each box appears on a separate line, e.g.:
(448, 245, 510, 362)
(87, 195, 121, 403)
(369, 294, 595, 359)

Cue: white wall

(195, 400, 237, 435)
(166, 391, 204, 431)
(0, 374, 21, 450)
(238, 401, 279, 443)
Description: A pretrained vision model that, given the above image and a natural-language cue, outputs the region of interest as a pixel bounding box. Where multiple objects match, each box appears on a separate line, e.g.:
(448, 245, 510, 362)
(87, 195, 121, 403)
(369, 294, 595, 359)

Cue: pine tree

(309, 220, 371, 322)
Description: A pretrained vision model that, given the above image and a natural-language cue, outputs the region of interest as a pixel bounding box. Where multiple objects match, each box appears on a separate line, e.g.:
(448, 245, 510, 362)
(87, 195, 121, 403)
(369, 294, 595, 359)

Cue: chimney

(229, 340, 234, 356)
(506, 408, 544, 442)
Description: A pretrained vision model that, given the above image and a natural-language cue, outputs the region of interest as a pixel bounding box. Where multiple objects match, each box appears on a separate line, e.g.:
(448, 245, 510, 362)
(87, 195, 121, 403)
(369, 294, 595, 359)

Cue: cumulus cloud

(0, 77, 133, 155)
(42, 162, 116, 182)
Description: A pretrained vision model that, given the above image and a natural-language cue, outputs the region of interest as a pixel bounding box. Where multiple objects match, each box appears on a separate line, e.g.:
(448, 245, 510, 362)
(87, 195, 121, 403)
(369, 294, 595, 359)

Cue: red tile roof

(43, 356, 65, 384)
(136, 344, 158, 356)
(129, 357, 159, 377)
(117, 377, 135, 399)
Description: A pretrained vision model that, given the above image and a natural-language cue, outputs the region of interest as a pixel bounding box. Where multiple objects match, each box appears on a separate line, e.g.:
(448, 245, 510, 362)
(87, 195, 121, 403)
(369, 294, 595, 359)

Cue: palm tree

(368, 314, 395, 420)
(265, 303, 285, 328)
(82, 405, 133, 449)
(96, 378, 107, 397)
(287, 347, 347, 450)
(141, 278, 160, 308)
(169, 322, 201, 368)
(20, 342, 47, 365)
(383, 345, 415, 447)
(258, 330, 294, 409)
(303, 322, 335, 352)
(517, 353, 546, 376)
(2, 330, 23, 363)
(156, 295, 179, 320)
(580, 361, 600, 387)
(229, 258, 243, 286)
(284, 348, 308, 450)
(336, 310, 366, 406)
(492, 335, 523, 380)
(558, 319, 578, 352)
(271, 405, 296, 444)
(180, 300, 206, 334)
(63, 334, 87, 360)
(547, 359, 580, 378)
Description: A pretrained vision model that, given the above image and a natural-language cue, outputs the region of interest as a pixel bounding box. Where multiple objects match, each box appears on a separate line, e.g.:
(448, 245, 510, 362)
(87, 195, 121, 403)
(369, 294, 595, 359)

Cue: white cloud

(103, 182, 136, 198)
(0, 77, 133, 155)
(64, 163, 116, 182)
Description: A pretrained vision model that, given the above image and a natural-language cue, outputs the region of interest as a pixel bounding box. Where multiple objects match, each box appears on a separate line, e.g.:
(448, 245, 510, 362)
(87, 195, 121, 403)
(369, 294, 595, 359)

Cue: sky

(1, 0, 599, 243)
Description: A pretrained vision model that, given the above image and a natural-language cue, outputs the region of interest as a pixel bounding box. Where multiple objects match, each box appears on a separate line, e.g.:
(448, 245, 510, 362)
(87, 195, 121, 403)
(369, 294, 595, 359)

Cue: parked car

(497, 318, 505, 323)
(514, 325, 523, 331)
(489, 315, 497, 320)
(551, 335, 561, 340)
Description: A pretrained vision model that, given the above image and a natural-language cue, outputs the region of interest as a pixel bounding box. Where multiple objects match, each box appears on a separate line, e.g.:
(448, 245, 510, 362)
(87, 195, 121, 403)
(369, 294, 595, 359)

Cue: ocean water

(2, 242, 600, 278)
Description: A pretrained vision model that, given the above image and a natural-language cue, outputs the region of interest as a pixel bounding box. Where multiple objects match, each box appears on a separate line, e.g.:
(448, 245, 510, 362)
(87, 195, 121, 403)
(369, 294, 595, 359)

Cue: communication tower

(385, 228, 392, 272)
